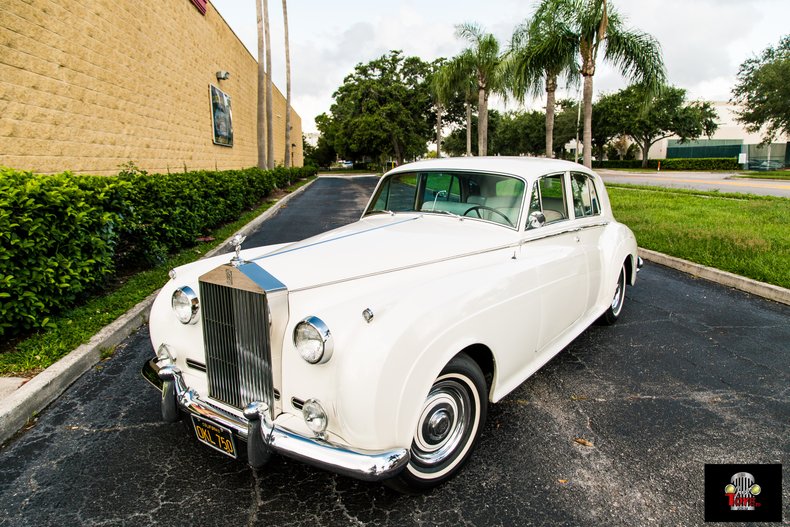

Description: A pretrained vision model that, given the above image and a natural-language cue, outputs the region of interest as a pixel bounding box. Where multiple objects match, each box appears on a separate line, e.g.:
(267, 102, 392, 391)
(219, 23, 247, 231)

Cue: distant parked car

(143, 157, 641, 491)
(748, 159, 784, 171)
(339, 160, 353, 169)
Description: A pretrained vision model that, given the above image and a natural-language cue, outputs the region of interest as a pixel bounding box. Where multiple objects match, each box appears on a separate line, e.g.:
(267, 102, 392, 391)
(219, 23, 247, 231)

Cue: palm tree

(255, 0, 266, 168)
(536, 0, 665, 167)
(263, 0, 274, 169)
(507, 9, 579, 158)
(446, 23, 505, 156)
(282, 0, 292, 167)
(434, 60, 478, 156)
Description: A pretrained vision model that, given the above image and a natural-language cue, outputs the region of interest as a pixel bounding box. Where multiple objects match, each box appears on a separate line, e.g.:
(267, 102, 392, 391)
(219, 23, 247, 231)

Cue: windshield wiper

(432, 209, 461, 219)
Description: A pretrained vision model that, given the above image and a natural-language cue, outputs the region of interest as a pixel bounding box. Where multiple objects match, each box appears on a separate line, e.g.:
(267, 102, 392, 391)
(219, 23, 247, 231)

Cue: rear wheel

(386, 353, 487, 493)
(599, 262, 627, 325)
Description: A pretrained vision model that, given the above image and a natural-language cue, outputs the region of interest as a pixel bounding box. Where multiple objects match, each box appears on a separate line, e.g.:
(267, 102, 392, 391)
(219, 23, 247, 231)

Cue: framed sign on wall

(210, 85, 233, 147)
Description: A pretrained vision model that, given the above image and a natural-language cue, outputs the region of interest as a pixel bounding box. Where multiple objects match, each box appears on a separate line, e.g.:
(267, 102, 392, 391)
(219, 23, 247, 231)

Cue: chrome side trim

(142, 358, 410, 482)
(520, 221, 608, 244)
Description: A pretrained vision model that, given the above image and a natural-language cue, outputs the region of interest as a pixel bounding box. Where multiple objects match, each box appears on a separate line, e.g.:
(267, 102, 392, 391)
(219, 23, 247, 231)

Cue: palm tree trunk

(263, 0, 274, 170)
(545, 74, 557, 158)
(582, 74, 594, 168)
(255, 0, 266, 169)
(478, 86, 488, 156)
(465, 102, 472, 156)
(282, 0, 292, 167)
(435, 103, 443, 157)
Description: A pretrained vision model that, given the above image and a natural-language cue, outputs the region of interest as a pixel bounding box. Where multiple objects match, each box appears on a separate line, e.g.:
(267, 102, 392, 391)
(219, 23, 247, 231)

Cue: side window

(538, 173, 568, 223)
(527, 173, 568, 229)
(570, 173, 601, 218)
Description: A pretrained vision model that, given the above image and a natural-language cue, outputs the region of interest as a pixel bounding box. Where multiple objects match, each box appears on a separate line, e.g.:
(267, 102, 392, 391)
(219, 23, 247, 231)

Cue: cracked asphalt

(1, 175, 788, 526)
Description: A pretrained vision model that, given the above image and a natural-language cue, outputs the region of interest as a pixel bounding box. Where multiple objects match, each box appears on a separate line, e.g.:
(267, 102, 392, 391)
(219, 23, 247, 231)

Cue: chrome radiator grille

(199, 281, 273, 410)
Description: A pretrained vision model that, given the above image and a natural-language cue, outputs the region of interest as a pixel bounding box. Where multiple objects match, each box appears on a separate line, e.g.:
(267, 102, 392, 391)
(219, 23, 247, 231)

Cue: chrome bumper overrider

(142, 358, 409, 481)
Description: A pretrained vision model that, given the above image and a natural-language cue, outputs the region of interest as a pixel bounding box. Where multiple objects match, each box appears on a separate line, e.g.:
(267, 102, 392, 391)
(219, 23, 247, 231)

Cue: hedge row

(593, 158, 740, 171)
(0, 165, 316, 337)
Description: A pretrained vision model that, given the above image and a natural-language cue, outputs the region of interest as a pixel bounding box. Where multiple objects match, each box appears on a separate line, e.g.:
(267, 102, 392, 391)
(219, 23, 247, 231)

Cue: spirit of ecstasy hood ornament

(229, 234, 246, 267)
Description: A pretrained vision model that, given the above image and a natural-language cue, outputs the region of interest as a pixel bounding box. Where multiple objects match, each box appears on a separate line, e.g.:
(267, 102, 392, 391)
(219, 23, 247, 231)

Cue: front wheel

(386, 353, 487, 493)
(598, 262, 627, 325)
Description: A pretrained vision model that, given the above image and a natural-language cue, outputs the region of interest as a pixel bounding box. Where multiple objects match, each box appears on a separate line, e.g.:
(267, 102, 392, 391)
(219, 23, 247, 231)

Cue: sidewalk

(0, 377, 25, 399)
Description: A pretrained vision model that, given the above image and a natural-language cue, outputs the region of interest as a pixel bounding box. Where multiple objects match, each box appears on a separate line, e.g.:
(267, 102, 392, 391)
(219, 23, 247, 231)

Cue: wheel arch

(459, 343, 495, 399)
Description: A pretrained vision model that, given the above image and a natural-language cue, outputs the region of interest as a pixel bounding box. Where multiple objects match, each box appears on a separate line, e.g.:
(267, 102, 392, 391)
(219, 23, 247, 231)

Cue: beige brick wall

(0, 0, 303, 175)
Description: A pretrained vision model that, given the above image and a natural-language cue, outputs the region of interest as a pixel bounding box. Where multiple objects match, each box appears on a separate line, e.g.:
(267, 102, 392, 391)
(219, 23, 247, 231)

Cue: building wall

(0, 0, 302, 175)
(643, 101, 790, 160)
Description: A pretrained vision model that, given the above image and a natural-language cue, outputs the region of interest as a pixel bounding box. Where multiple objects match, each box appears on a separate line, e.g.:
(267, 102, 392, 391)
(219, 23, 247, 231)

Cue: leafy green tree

(533, 0, 666, 167)
(435, 59, 478, 156)
(552, 99, 582, 158)
(598, 84, 718, 167)
(731, 35, 790, 145)
(590, 91, 624, 160)
(302, 133, 335, 169)
(443, 110, 503, 157)
(431, 59, 470, 157)
(507, 7, 579, 157)
(321, 51, 434, 165)
(443, 23, 506, 156)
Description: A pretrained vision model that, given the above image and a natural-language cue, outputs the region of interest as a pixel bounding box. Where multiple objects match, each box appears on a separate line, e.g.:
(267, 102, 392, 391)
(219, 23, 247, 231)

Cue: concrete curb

(0, 179, 316, 446)
(0, 291, 156, 445)
(639, 248, 790, 306)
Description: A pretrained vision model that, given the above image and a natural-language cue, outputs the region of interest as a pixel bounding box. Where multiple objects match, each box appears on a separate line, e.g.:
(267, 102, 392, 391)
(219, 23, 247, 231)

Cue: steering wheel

(463, 205, 514, 227)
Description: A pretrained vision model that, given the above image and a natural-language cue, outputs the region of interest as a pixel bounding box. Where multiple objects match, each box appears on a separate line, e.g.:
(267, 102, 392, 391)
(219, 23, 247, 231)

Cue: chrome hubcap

(611, 268, 625, 315)
(412, 379, 470, 466)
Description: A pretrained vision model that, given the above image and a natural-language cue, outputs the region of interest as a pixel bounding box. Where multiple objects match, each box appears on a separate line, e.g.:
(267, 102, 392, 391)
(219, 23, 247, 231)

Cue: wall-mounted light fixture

(216, 71, 230, 81)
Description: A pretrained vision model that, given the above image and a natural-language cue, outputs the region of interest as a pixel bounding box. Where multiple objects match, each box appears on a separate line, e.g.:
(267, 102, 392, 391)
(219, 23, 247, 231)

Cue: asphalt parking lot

(1, 176, 787, 526)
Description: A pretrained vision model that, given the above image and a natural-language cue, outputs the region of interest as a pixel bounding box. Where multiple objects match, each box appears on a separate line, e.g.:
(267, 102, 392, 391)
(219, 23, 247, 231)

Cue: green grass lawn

(0, 177, 315, 377)
(608, 184, 790, 289)
(733, 171, 790, 180)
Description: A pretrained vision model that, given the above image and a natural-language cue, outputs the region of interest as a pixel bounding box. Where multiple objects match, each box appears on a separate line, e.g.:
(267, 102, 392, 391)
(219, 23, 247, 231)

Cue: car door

(519, 172, 588, 352)
(569, 172, 606, 314)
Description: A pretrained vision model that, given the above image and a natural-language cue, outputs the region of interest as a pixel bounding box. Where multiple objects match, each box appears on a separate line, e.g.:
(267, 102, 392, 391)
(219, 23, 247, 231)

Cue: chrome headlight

(293, 316, 333, 364)
(171, 286, 199, 324)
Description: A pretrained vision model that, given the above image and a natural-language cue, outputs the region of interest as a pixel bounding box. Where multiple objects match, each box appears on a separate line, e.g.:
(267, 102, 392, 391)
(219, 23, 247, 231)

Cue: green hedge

(0, 165, 316, 337)
(593, 158, 740, 170)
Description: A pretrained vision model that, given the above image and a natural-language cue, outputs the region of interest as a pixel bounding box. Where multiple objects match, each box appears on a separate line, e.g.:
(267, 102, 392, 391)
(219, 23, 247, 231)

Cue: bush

(0, 169, 123, 335)
(0, 165, 316, 337)
(592, 158, 740, 170)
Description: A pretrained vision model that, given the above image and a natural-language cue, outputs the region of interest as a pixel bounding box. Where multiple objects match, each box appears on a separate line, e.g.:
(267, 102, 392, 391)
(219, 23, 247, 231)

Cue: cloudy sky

(211, 0, 789, 134)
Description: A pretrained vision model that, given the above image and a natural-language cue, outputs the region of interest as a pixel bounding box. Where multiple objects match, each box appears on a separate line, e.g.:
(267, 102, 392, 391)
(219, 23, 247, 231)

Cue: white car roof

(388, 156, 594, 179)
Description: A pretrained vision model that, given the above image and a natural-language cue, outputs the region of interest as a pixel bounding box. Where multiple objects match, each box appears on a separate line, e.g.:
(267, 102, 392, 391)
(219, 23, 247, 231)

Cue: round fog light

(302, 399, 328, 435)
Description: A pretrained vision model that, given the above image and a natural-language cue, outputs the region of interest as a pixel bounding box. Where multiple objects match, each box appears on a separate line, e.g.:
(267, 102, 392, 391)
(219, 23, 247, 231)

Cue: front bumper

(142, 358, 409, 482)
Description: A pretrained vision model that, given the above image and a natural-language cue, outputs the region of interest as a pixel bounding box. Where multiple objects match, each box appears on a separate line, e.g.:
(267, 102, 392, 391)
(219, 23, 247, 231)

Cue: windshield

(365, 171, 525, 228)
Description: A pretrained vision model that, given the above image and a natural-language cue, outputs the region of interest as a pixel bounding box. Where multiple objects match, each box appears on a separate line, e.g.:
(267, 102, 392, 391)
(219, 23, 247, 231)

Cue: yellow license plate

(191, 416, 237, 458)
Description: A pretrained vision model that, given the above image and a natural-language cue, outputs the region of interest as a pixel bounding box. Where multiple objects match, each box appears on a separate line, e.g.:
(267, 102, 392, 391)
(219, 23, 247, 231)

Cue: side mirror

(527, 211, 546, 230)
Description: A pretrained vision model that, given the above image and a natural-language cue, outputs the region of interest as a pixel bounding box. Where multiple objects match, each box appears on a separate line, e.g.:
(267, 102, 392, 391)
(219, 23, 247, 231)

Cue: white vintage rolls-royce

(143, 157, 641, 491)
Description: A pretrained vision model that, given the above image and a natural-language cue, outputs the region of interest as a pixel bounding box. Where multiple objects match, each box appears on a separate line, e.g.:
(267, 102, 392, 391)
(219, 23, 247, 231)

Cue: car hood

(245, 213, 516, 291)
